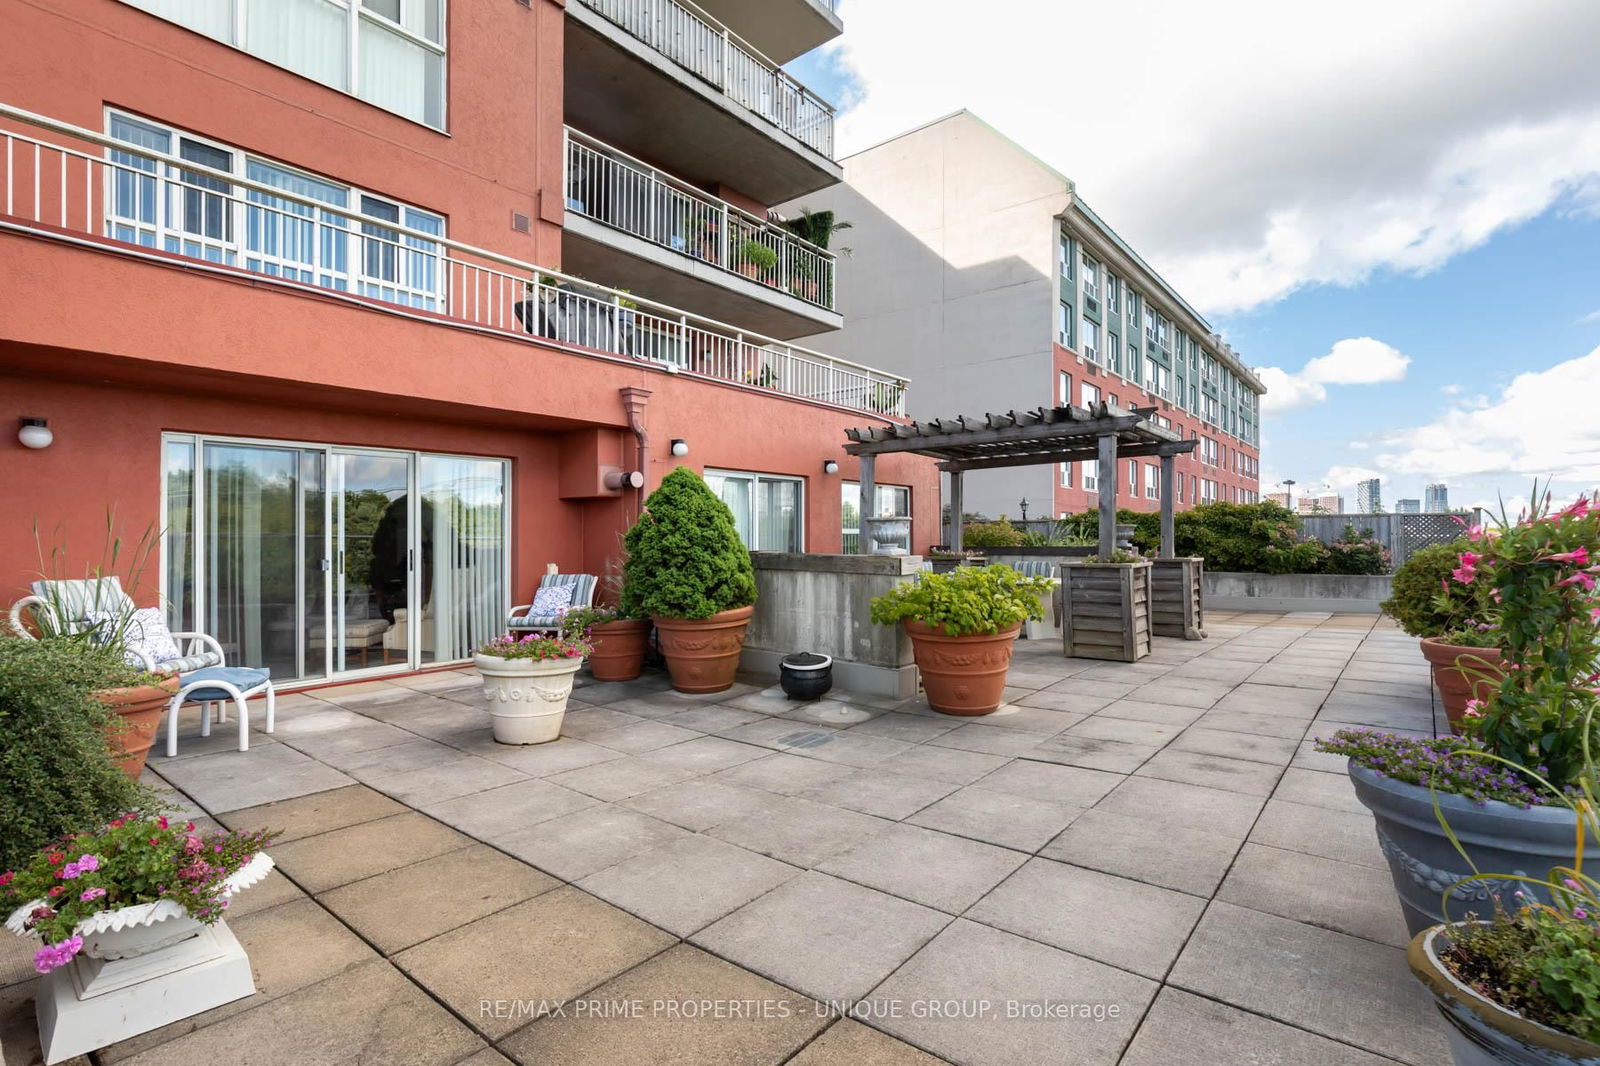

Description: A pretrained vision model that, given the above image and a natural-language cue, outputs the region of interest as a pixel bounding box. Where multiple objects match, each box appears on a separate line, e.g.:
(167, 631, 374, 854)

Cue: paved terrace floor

(0, 611, 1453, 1066)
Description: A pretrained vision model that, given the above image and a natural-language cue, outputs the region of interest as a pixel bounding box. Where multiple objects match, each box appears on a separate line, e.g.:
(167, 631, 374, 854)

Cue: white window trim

(707, 468, 807, 552)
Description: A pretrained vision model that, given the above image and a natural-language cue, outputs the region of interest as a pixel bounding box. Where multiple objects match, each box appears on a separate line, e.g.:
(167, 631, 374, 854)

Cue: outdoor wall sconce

(670, 439, 689, 457)
(822, 460, 839, 475)
(18, 418, 52, 450)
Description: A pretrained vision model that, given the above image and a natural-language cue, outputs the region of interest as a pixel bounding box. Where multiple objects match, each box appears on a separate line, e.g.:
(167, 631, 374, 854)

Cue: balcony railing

(565, 128, 835, 310)
(573, 0, 836, 158)
(0, 104, 906, 418)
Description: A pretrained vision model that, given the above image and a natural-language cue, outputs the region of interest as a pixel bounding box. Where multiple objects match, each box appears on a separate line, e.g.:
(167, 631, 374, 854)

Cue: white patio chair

(507, 568, 599, 635)
(8, 577, 226, 673)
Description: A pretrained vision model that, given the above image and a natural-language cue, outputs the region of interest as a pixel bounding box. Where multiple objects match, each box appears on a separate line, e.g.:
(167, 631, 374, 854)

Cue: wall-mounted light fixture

(670, 439, 689, 457)
(822, 460, 839, 475)
(18, 418, 52, 450)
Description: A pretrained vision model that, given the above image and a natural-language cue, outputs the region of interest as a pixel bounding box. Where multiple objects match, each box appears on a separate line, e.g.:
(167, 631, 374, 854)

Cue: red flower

(47, 886, 63, 897)
(46, 852, 64, 867)
(0, 872, 13, 886)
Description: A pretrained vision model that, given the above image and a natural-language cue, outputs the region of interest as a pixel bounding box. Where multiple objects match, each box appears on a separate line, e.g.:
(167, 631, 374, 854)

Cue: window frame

(707, 468, 807, 553)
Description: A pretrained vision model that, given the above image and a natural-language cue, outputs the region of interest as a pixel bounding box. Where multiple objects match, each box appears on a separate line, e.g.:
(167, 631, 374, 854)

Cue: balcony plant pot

(95, 674, 181, 780)
(472, 653, 584, 744)
(1059, 560, 1152, 662)
(1346, 761, 1577, 938)
(586, 619, 650, 683)
(1420, 638, 1506, 734)
(653, 606, 754, 694)
(903, 620, 1021, 716)
(1407, 923, 1600, 1065)
(779, 652, 833, 701)
(863, 516, 912, 556)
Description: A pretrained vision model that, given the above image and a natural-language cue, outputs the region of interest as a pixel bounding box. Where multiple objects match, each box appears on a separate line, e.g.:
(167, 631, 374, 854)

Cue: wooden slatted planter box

(1150, 557, 1206, 641)
(1059, 560, 1152, 662)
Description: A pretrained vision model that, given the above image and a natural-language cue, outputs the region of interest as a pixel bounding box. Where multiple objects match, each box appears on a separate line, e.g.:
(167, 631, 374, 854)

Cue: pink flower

(183, 835, 203, 855)
(1463, 699, 1485, 719)
(1558, 572, 1597, 592)
(1577, 908, 1590, 920)
(1562, 497, 1592, 519)
(59, 854, 99, 880)
(0, 872, 12, 887)
(1549, 547, 1590, 566)
(1452, 564, 1476, 585)
(32, 936, 83, 975)
(1591, 607, 1600, 625)
(1564, 878, 1582, 890)
(79, 887, 107, 903)
(157, 816, 169, 830)
(1466, 525, 1485, 542)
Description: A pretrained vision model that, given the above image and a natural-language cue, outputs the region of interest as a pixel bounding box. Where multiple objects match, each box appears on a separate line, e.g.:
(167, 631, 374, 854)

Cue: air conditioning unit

(1086, 364, 1099, 376)
(1084, 297, 1099, 314)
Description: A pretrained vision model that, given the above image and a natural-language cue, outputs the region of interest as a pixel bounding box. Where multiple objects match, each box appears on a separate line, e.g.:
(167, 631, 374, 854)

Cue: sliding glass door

(164, 435, 509, 686)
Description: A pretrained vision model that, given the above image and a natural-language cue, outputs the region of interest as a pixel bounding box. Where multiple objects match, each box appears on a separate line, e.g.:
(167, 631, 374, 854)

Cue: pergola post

(1159, 453, 1177, 558)
(857, 453, 876, 555)
(948, 470, 964, 553)
(1097, 432, 1118, 561)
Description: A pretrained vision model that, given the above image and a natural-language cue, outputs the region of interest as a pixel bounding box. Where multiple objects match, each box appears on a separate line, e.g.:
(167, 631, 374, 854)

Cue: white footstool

(166, 667, 275, 757)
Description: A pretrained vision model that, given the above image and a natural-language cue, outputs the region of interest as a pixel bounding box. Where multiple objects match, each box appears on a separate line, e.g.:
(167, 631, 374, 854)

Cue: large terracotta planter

(1420, 639, 1506, 734)
(653, 606, 753, 694)
(587, 619, 650, 682)
(1409, 924, 1600, 1065)
(94, 675, 180, 780)
(903, 620, 1021, 716)
(472, 653, 584, 744)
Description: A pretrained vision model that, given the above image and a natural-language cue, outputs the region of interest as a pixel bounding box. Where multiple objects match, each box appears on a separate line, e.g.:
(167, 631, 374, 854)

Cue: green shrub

(1382, 538, 1487, 637)
(1171, 501, 1309, 572)
(1322, 525, 1391, 575)
(961, 519, 1026, 548)
(740, 240, 779, 272)
(621, 467, 757, 620)
(870, 565, 1053, 637)
(0, 638, 154, 873)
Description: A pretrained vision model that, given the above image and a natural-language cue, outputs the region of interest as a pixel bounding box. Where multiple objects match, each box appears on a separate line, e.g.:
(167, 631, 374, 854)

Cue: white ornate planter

(5, 853, 274, 1065)
(863, 516, 912, 556)
(473, 653, 584, 744)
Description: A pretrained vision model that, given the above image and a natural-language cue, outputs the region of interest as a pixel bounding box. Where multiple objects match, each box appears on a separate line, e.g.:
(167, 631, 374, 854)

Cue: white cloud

(1578, 309, 1600, 325)
(829, 0, 1600, 314)
(1256, 337, 1410, 414)
(1371, 345, 1600, 487)
(1440, 383, 1464, 396)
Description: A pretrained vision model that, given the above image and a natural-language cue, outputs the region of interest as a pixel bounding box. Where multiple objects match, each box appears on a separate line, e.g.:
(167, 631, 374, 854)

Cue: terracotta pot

(653, 606, 754, 694)
(94, 675, 180, 780)
(904, 620, 1021, 716)
(1420, 638, 1506, 734)
(587, 619, 651, 682)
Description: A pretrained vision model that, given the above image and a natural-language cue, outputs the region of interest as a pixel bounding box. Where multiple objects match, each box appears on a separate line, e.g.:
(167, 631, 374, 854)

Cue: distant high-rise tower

(1425, 483, 1449, 512)
(1396, 499, 1421, 514)
(1357, 478, 1383, 513)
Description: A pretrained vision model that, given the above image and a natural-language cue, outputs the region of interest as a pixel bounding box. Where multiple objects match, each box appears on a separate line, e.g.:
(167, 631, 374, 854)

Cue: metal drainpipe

(618, 387, 653, 519)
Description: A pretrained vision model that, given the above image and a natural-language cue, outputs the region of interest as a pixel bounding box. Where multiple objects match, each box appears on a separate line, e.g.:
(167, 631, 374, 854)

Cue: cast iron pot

(779, 653, 833, 700)
(1348, 762, 1577, 937)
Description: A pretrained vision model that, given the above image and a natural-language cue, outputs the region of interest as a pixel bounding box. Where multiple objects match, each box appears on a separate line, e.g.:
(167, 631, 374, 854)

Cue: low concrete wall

(742, 552, 922, 698)
(1204, 571, 1393, 613)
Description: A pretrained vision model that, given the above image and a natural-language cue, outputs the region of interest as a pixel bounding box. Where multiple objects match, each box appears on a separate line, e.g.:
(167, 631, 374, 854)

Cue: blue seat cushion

(176, 666, 272, 703)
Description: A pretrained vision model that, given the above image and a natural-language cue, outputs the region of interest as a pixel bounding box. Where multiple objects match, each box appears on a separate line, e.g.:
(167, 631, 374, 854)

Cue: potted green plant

(1384, 537, 1505, 731)
(622, 467, 758, 694)
(1319, 489, 1600, 936)
(870, 565, 1051, 716)
(1405, 738, 1600, 1065)
(561, 605, 649, 684)
(472, 632, 593, 744)
(1059, 550, 1154, 662)
(737, 239, 778, 281)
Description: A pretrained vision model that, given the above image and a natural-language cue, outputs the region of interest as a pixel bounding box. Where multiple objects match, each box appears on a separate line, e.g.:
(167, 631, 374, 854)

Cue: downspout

(618, 386, 652, 520)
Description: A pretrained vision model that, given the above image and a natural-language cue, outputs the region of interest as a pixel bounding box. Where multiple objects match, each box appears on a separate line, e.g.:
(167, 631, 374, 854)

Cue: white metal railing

(565, 128, 835, 309)
(575, 0, 836, 158)
(0, 103, 906, 418)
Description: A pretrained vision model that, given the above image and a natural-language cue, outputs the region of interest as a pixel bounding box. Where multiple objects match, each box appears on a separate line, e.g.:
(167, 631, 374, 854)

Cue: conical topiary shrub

(622, 467, 758, 693)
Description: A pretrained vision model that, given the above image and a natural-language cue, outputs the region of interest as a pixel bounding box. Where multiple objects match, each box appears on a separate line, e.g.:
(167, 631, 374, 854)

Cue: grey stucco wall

(1204, 572, 1393, 613)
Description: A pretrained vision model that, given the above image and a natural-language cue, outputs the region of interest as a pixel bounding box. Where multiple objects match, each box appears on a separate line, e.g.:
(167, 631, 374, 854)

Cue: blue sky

(787, 1, 1600, 511)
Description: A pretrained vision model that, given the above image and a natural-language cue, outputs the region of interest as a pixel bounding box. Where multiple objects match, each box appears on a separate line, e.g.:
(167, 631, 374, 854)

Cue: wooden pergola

(844, 403, 1198, 559)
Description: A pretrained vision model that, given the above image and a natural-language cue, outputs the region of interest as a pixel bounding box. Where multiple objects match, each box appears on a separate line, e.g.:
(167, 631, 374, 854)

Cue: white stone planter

(864, 516, 912, 555)
(5, 852, 274, 1064)
(473, 652, 584, 744)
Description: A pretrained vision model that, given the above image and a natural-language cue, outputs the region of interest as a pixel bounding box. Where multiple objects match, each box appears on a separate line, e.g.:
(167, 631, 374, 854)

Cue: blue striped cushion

(508, 573, 597, 627)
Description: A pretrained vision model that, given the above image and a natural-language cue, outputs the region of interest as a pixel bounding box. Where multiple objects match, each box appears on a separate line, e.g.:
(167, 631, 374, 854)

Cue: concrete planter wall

(1060, 561, 1152, 662)
(1204, 572, 1394, 613)
(1150, 557, 1206, 640)
(742, 553, 922, 698)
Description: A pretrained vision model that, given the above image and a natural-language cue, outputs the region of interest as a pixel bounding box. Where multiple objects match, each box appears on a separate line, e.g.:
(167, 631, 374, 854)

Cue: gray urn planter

(863, 517, 912, 556)
(1408, 925, 1600, 1065)
(1348, 762, 1578, 937)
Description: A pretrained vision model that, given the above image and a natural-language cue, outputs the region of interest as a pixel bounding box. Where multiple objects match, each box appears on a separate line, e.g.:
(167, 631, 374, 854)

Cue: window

(1081, 382, 1100, 408)
(1128, 459, 1138, 492)
(1107, 332, 1120, 374)
(1108, 394, 1119, 408)
(1059, 463, 1072, 488)
(1059, 233, 1075, 282)
(108, 112, 445, 310)
(842, 481, 909, 553)
(1106, 274, 1120, 313)
(1058, 370, 1072, 406)
(1144, 464, 1158, 499)
(707, 470, 804, 553)
(1081, 256, 1100, 298)
(1057, 301, 1073, 347)
(1177, 473, 1185, 502)
(1082, 461, 1098, 492)
(1080, 318, 1099, 363)
(120, 0, 447, 129)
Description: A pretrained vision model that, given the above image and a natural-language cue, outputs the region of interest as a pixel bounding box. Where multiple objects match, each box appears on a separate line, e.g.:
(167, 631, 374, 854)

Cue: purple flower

(33, 936, 83, 974)
(79, 887, 107, 903)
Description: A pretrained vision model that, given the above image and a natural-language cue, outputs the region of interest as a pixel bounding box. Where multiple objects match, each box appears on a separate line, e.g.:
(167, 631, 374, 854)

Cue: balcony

(563, 128, 840, 339)
(689, 0, 843, 65)
(565, 0, 842, 205)
(0, 103, 907, 418)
